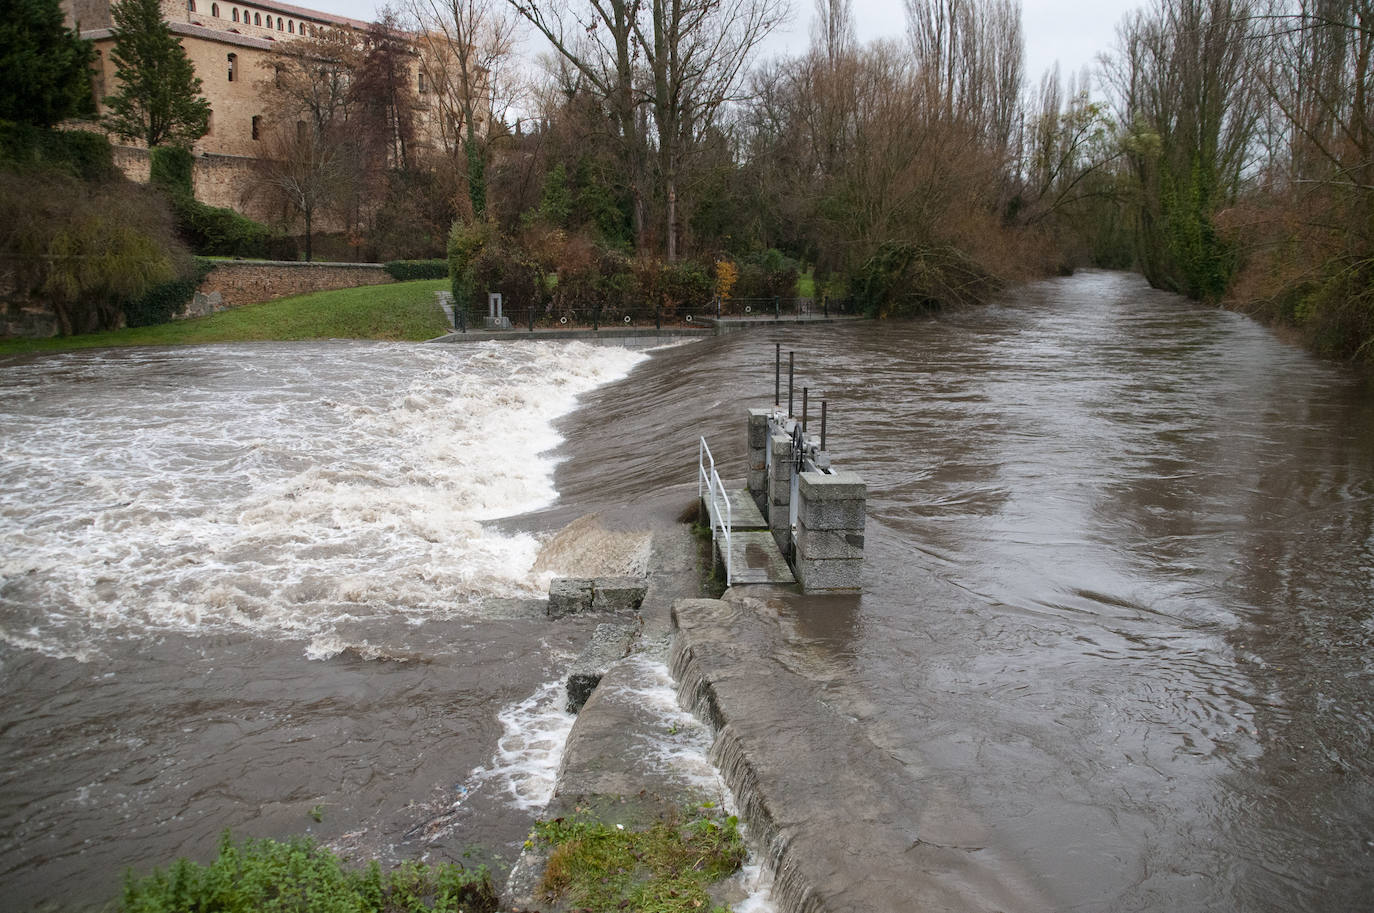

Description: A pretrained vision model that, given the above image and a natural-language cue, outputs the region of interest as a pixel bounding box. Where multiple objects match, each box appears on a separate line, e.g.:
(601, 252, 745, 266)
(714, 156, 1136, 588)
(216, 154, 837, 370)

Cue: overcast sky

(325, 0, 1145, 95)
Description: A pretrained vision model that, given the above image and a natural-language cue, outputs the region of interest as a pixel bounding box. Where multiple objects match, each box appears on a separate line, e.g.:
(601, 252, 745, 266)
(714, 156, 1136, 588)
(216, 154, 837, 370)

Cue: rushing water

(546, 271, 1374, 912)
(0, 340, 650, 909)
(3, 271, 1371, 912)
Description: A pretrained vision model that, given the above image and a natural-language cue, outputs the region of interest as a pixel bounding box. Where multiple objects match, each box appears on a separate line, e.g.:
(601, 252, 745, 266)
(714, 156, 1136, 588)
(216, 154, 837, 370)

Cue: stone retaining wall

(190, 260, 393, 314)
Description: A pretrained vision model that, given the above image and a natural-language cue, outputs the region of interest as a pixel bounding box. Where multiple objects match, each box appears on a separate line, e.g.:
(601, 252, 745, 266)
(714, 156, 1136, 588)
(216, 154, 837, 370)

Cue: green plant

(384, 259, 448, 281)
(119, 831, 497, 913)
(1, 168, 188, 335)
(0, 123, 115, 181)
(849, 241, 998, 317)
(122, 256, 214, 327)
(534, 807, 745, 913)
(447, 218, 493, 313)
(149, 144, 193, 196)
(0, 0, 96, 128)
(167, 193, 285, 258)
(104, 0, 211, 148)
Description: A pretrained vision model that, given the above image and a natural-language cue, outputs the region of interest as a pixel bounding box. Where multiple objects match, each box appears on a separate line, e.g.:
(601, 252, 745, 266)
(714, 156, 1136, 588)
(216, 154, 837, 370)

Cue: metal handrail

(698, 436, 733, 586)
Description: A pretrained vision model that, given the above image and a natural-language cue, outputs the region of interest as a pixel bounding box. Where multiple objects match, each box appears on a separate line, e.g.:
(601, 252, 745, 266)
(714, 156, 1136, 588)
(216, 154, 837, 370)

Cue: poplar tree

(104, 0, 210, 147)
(0, 0, 96, 127)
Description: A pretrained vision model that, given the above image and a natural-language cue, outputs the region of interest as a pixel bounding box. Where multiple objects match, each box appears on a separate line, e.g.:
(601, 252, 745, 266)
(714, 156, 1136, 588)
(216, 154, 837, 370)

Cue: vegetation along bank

(3, 0, 1371, 360)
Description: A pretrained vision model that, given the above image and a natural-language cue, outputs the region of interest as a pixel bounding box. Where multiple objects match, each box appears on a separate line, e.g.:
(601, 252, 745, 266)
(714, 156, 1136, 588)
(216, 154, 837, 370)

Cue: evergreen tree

(0, 0, 96, 127)
(104, 0, 210, 147)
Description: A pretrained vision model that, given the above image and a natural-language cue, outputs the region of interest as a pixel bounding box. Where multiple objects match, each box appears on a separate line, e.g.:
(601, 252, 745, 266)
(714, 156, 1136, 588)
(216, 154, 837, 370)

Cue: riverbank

(0, 279, 450, 356)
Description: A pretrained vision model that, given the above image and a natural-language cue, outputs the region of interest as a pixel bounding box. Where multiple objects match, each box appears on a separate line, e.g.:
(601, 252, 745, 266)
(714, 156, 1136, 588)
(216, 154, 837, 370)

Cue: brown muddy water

(549, 270, 1374, 912)
(2, 271, 1371, 911)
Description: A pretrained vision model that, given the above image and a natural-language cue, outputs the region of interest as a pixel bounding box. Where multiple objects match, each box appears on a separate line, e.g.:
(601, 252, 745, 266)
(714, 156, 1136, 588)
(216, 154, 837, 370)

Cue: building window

(417, 70, 425, 93)
(227, 53, 236, 81)
(187, 0, 196, 10)
(206, 111, 213, 135)
(287, 20, 294, 33)
(210, 2, 218, 16)
(251, 115, 261, 140)
(276, 17, 283, 30)
(231, 7, 238, 20)
(253, 12, 260, 24)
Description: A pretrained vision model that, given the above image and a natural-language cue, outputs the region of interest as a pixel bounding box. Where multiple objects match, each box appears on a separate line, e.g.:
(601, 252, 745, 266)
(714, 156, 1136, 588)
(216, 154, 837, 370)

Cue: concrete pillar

(794, 471, 866, 593)
(747, 408, 771, 500)
(767, 430, 794, 546)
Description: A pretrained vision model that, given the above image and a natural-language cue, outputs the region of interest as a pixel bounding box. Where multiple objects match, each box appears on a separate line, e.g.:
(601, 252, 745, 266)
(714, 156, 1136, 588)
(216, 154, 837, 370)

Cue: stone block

(796, 521, 865, 560)
(795, 555, 863, 593)
(591, 576, 648, 612)
(800, 498, 867, 532)
(747, 408, 772, 449)
(748, 468, 767, 495)
(798, 471, 866, 502)
(548, 578, 593, 618)
(566, 623, 636, 712)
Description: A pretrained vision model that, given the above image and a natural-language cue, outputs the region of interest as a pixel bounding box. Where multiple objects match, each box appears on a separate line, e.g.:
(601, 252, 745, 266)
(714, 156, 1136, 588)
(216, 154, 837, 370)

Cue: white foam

(0, 341, 647, 658)
(470, 679, 576, 810)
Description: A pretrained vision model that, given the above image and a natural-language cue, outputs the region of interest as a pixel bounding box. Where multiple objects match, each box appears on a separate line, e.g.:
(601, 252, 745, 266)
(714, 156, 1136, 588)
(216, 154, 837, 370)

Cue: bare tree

(256, 28, 366, 259)
(903, 0, 1024, 155)
(511, 0, 789, 259)
(1102, 0, 1263, 296)
(407, 0, 521, 217)
(812, 0, 854, 64)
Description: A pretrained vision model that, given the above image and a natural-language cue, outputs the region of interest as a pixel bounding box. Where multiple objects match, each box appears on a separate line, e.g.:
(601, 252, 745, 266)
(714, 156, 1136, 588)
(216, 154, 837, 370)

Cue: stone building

(62, 0, 472, 227)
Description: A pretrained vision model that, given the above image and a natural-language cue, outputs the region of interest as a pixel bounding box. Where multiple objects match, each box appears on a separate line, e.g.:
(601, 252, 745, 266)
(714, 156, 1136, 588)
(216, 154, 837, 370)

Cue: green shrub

(119, 832, 497, 913)
(384, 259, 448, 281)
(447, 218, 494, 312)
(1, 168, 187, 334)
(122, 257, 214, 327)
(168, 193, 283, 258)
(849, 240, 998, 317)
(0, 122, 115, 181)
(733, 248, 799, 299)
(148, 145, 193, 195)
(659, 260, 712, 313)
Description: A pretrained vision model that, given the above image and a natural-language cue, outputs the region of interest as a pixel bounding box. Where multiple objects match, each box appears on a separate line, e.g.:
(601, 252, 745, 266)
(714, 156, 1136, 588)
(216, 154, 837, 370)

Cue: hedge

(0, 122, 115, 182)
(122, 257, 216, 327)
(384, 259, 448, 281)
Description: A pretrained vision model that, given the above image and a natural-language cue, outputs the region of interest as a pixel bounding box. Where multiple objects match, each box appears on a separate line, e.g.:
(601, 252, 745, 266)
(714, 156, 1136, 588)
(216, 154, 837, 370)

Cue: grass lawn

(0, 279, 451, 357)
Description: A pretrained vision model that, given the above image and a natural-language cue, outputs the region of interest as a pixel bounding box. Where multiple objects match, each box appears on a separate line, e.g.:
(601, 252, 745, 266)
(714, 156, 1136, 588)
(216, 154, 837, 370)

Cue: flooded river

(2, 271, 1371, 911)
(551, 270, 1374, 911)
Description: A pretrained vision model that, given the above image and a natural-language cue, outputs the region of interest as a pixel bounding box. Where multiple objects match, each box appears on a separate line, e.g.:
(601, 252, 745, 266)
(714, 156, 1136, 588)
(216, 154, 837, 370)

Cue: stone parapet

(193, 259, 392, 312)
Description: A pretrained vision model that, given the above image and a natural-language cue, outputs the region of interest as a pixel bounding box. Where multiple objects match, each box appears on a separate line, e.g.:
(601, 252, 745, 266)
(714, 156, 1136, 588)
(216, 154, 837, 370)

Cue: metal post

(716, 296, 721, 318)
(528, 306, 534, 332)
(774, 343, 780, 406)
(593, 307, 600, 331)
(802, 387, 808, 433)
(656, 306, 661, 330)
(459, 307, 466, 333)
(787, 351, 794, 417)
(820, 400, 827, 451)
(823, 295, 828, 318)
(774, 296, 780, 319)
